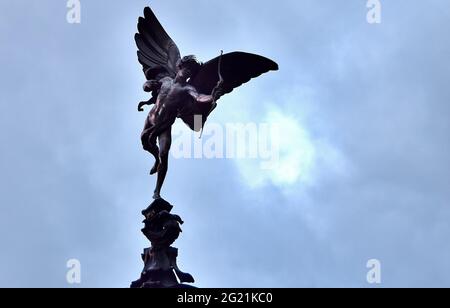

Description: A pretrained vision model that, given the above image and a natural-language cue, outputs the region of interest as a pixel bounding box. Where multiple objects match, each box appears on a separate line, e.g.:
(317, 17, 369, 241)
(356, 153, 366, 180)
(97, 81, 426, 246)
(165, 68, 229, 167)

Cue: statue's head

(176, 55, 201, 80)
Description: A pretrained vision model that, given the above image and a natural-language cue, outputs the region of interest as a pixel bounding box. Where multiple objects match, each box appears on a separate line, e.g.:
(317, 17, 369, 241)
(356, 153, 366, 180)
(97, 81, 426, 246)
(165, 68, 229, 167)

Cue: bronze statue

(135, 7, 278, 199)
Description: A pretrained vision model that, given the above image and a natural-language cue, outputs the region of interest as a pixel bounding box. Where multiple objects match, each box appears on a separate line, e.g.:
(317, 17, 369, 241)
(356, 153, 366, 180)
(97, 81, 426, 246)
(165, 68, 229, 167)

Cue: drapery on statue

(135, 7, 278, 199)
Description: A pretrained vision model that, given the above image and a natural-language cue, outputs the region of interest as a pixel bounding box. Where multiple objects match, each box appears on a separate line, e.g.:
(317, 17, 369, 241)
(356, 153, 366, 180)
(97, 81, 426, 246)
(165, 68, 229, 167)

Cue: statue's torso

(149, 78, 193, 125)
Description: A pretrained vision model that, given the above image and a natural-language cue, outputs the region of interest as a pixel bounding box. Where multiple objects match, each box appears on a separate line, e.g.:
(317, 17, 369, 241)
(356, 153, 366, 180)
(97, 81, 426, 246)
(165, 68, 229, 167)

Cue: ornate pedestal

(131, 199, 195, 288)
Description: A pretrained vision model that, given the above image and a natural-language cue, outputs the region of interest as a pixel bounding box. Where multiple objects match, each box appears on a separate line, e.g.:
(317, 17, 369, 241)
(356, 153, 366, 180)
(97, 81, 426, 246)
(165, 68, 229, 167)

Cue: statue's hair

(177, 55, 202, 77)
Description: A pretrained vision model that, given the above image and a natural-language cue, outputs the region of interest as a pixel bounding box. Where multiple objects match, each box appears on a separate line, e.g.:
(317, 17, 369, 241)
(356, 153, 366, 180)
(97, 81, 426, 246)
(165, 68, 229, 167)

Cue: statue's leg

(153, 127, 172, 200)
(141, 128, 160, 175)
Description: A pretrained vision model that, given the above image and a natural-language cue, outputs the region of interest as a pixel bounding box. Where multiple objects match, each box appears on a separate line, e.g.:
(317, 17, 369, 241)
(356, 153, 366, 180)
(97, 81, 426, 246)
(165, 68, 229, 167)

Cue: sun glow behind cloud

(235, 108, 316, 188)
(234, 105, 349, 191)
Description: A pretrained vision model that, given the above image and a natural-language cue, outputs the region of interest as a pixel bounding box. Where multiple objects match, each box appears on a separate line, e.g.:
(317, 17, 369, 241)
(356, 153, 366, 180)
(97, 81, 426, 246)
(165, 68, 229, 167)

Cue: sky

(0, 0, 449, 287)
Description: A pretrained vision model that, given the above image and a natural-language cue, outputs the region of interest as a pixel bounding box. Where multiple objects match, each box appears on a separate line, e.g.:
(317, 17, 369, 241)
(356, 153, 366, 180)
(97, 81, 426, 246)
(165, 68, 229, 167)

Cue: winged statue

(135, 7, 278, 199)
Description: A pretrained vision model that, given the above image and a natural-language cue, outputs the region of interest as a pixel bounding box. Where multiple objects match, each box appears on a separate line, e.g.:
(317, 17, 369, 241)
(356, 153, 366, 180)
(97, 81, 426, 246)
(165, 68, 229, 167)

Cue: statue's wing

(182, 52, 278, 131)
(135, 7, 181, 80)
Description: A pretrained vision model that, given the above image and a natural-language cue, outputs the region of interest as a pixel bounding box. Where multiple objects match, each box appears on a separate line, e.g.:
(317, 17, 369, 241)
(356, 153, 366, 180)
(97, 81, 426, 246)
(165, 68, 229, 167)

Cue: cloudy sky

(0, 0, 449, 287)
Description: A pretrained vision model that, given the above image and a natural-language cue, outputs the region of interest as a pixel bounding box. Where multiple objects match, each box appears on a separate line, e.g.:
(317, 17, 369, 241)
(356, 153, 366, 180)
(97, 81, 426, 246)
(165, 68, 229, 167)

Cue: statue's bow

(200, 50, 224, 138)
(217, 50, 224, 89)
(212, 50, 224, 108)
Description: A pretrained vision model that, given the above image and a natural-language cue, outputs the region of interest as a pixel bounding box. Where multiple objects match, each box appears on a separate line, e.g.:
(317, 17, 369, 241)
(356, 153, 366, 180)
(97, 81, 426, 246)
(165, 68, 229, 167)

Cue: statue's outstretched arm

(187, 83, 224, 104)
(138, 96, 157, 112)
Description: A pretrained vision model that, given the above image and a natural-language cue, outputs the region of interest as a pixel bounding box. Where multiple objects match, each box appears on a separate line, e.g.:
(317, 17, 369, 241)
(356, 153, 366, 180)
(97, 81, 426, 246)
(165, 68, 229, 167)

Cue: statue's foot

(150, 161, 160, 175)
(153, 192, 161, 200)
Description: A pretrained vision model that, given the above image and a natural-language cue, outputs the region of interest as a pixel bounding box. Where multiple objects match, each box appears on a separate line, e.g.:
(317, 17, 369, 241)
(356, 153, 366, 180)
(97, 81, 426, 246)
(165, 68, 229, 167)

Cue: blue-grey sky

(1, 0, 450, 287)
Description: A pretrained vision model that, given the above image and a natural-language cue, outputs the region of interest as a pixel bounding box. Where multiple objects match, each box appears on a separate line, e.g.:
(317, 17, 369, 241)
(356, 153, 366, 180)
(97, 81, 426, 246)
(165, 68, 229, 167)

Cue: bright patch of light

(270, 110, 316, 185)
(235, 108, 316, 188)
